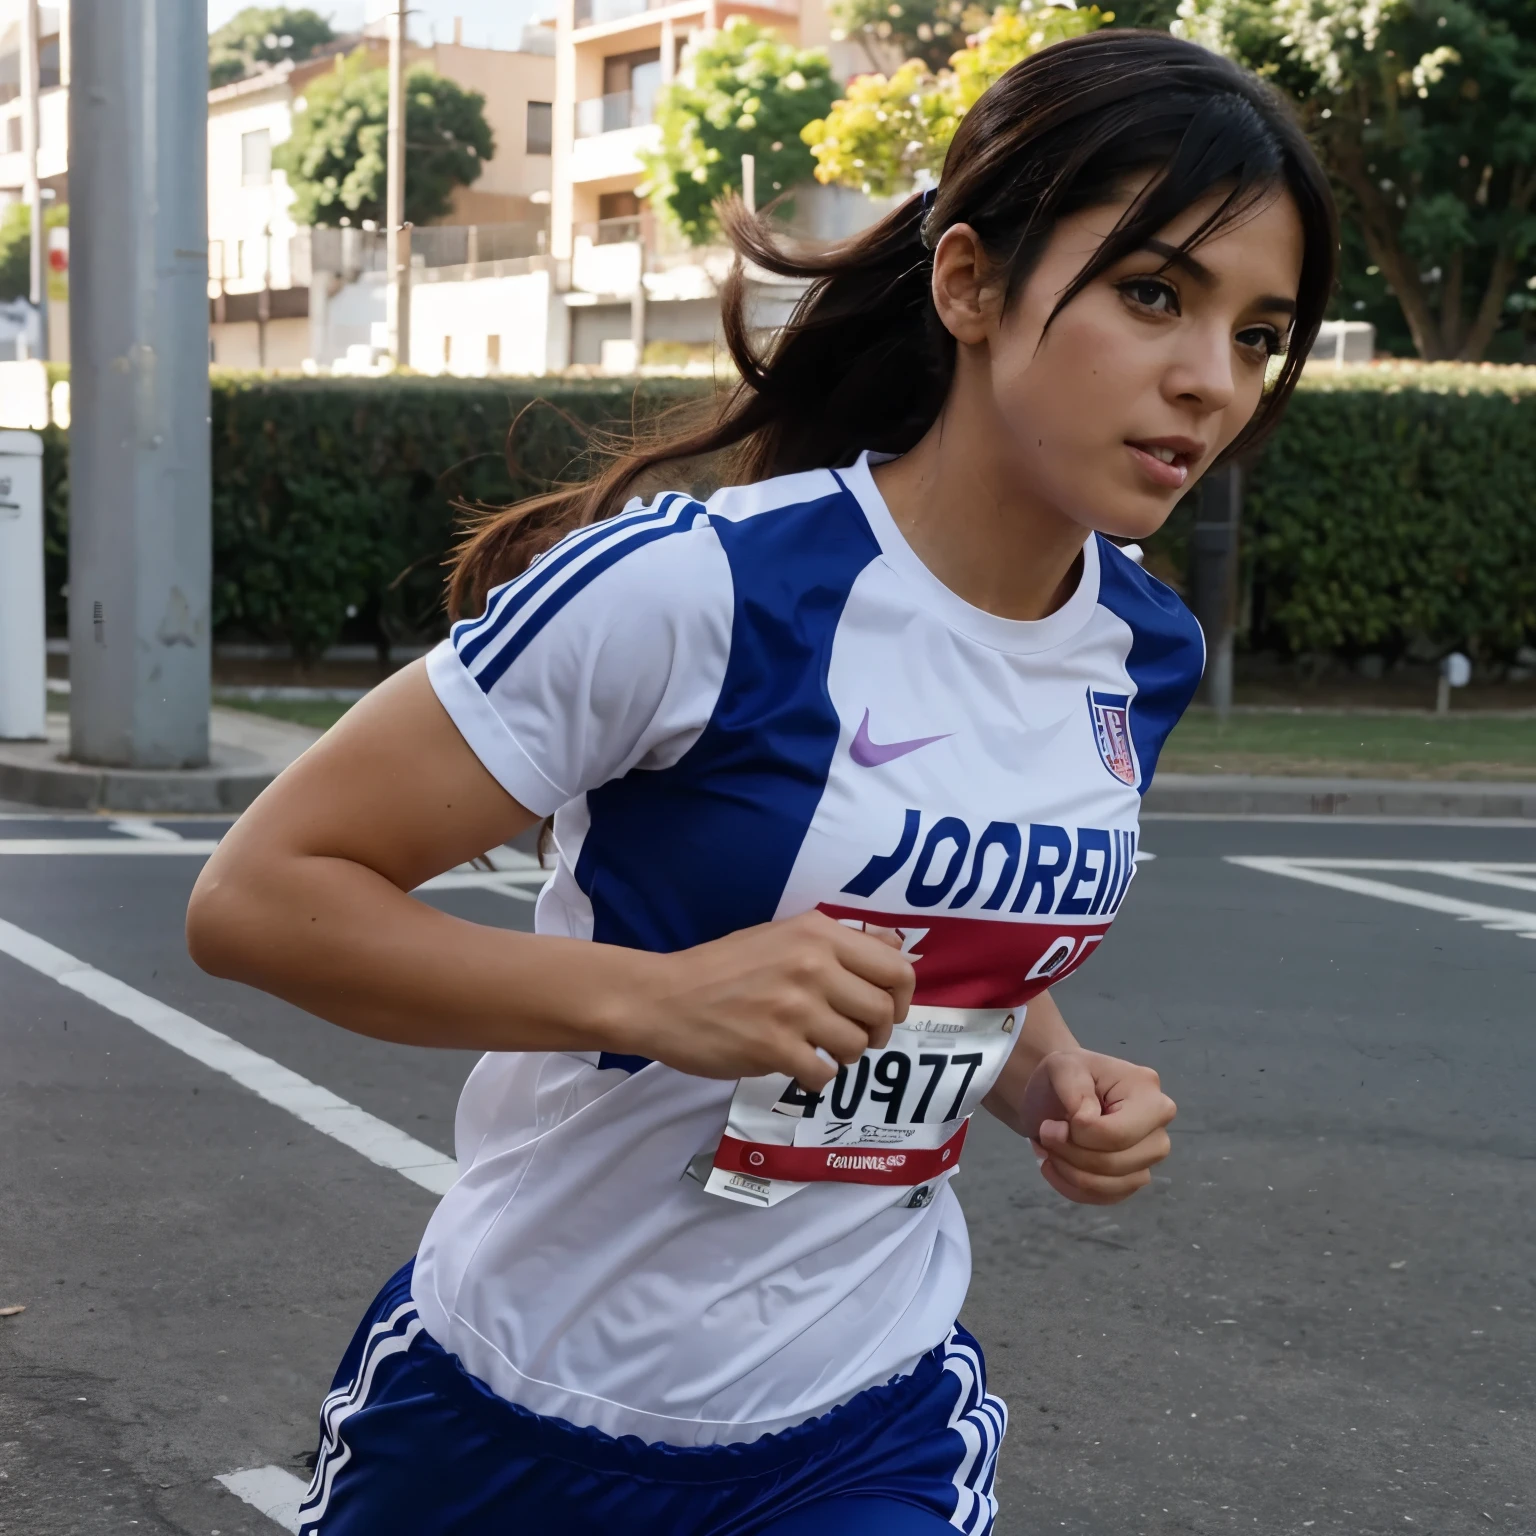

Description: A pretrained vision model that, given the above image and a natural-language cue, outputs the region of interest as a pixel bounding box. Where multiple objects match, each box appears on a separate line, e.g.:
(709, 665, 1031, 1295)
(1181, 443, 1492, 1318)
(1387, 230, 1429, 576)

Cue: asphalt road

(1, 811, 1532, 1536)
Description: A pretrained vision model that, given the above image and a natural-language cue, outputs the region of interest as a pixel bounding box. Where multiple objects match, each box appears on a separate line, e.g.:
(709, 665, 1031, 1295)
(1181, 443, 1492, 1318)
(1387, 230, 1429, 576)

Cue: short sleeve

(427, 493, 734, 817)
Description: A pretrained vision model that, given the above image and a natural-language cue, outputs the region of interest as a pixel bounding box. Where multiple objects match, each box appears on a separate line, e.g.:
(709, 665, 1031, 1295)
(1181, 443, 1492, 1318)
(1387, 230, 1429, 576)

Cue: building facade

(206, 27, 556, 371)
(511, 0, 887, 375)
(0, 3, 66, 356)
(0, 2, 883, 379)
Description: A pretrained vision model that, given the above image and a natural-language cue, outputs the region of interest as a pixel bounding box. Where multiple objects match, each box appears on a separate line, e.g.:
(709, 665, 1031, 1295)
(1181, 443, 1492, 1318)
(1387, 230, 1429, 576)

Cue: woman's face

(937, 183, 1306, 542)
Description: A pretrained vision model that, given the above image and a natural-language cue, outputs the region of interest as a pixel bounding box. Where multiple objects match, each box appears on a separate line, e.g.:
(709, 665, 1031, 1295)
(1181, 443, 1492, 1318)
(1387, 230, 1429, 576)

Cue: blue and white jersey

(417, 450, 1204, 1448)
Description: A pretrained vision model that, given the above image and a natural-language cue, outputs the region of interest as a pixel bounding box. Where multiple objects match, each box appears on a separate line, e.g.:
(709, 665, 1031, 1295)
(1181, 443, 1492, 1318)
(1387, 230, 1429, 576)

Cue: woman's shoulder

(699, 466, 851, 527)
(1094, 534, 1206, 680)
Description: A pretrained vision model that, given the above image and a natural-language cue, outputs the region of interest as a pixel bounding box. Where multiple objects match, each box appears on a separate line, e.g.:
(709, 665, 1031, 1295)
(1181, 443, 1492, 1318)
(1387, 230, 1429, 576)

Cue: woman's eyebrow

(1143, 238, 1296, 315)
(1144, 238, 1215, 285)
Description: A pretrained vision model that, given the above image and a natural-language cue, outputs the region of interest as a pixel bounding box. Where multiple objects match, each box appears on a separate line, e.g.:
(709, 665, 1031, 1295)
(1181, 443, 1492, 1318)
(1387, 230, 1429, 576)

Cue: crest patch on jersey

(1087, 688, 1139, 788)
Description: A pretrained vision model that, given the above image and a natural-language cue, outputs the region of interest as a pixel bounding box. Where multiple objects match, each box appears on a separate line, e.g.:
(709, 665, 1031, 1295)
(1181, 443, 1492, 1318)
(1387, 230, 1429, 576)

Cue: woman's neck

(870, 407, 1090, 624)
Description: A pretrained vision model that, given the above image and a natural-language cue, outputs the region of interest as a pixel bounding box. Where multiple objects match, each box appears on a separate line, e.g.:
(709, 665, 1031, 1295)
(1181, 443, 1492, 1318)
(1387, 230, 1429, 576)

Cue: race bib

(690, 1002, 1021, 1208)
(684, 896, 1116, 1209)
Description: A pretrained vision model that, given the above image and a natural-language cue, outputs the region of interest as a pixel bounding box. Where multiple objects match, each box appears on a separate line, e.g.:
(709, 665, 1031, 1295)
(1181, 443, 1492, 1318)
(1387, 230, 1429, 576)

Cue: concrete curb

(1145, 773, 1536, 820)
(0, 709, 321, 813)
(3, 719, 1534, 820)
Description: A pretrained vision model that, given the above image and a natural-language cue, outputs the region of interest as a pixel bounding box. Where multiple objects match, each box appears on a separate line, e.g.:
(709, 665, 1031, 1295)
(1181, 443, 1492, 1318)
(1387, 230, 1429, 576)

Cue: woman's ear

(931, 224, 997, 346)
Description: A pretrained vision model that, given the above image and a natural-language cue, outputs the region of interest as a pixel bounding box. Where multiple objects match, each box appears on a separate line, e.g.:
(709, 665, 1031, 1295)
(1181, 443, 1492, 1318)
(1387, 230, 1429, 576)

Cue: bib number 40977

(693, 1005, 1020, 1208)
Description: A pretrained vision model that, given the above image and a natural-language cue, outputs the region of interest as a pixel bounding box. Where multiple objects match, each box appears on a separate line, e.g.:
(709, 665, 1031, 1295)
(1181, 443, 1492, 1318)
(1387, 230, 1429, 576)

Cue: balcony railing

(573, 0, 665, 25)
(574, 89, 656, 138)
(577, 216, 644, 246)
(301, 222, 549, 278)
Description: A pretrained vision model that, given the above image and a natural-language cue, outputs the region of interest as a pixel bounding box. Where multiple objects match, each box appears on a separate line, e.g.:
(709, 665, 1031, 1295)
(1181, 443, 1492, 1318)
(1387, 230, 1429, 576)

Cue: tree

(273, 51, 495, 228)
(803, 4, 1107, 196)
(641, 18, 840, 244)
(0, 201, 67, 304)
(209, 6, 334, 88)
(830, 0, 1174, 77)
(1174, 0, 1536, 361)
(831, 0, 989, 74)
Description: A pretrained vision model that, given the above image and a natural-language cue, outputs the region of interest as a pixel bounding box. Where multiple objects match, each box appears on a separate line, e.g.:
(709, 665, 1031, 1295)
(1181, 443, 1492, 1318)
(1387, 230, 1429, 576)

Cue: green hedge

(1239, 363, 1536, 662)
(44, 375, 710, 660)
(41, 362, 1536, 664)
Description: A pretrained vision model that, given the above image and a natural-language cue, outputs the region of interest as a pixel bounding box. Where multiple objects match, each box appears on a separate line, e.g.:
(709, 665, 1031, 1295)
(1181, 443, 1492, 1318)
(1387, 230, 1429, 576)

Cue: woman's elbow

(185, 859, 260, 980)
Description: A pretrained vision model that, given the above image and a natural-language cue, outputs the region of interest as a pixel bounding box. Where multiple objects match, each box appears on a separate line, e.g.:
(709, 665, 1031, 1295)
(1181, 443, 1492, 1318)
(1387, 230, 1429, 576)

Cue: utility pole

(1189, 460, 1242, 721)
(21, 0, 46, 360)
(68, 0, 211, 769)
(386, 0, 411, 367)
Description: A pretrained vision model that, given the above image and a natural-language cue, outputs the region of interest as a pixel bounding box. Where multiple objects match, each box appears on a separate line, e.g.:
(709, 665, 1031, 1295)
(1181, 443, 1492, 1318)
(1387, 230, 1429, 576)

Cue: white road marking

(0, 811, 232, 822)
(0, 917, 459, 1195)
(108, 818, 184, 842)
(0, 839, 555, 899)
(1253, 857, 1536, 897)
(418, 869, 545, 899)
(0, 839, 222, 855)
(1227, 857, 1536, 939)
(216, 1465, 307, 1532)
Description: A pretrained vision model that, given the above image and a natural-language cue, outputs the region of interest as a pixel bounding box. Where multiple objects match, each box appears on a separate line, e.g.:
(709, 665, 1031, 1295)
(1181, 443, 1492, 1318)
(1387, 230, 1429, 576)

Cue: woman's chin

(1080, 500, 1178, 545)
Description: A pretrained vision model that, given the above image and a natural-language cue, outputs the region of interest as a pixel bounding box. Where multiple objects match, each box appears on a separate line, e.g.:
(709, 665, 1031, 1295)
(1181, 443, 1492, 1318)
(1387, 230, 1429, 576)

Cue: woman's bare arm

(985, 988, 1176, 1204)
(186, 661, 913, 1086)
(982, 988, 1080, 1133)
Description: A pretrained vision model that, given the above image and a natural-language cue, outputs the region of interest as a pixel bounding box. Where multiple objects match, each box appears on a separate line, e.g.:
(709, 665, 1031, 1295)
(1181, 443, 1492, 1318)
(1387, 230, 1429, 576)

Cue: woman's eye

(1237, 325, 1285, 357)
(1120, 277, 1179, 314)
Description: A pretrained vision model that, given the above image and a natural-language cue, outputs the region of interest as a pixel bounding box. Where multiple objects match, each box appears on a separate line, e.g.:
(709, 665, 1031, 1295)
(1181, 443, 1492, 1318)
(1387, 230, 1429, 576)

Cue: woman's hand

(625, 913, 916, 1090)
(1016, 1050, 1176, 1205)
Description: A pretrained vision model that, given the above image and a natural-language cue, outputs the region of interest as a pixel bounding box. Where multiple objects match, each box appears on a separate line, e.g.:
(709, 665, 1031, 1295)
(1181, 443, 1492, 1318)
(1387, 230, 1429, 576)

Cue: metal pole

(21, 0, 46, 360)
(741, 152, 755, 214)
(1189, 460, 1242, 721)
(68, 0, 211, 769)
(630, 226, 646, 374)
(386, 0, 410, 367)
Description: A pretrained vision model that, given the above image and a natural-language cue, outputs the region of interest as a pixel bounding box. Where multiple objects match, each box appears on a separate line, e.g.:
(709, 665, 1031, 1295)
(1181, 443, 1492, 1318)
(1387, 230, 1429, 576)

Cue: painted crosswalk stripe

(108, 817, 186, 842)
(1227, 856, 1536, 939)
(0, 839, 223, 855)
(217, 1465, 308, 1532)
(0, 839, 553, 898)
(0, 916, 459, 1195)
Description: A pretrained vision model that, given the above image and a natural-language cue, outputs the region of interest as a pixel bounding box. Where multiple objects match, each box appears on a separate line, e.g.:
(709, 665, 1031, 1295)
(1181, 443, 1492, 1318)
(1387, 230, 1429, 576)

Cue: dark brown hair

(448, 28, 1337, 621)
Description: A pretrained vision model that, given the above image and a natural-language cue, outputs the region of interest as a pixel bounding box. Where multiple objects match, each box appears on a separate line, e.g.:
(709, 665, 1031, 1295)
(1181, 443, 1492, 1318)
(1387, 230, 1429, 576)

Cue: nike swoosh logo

(849, 709, 952, 767)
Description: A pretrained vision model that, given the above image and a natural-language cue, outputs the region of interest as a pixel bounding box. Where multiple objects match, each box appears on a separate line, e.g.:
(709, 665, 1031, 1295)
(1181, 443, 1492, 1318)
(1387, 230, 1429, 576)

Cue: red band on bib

(714, 1120, 970, 1186)
(817, 903, 1110, 1010)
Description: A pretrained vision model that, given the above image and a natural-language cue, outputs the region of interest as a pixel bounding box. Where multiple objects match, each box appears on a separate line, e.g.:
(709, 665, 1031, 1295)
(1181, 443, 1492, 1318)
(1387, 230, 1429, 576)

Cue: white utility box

(0, 428, 46, 739)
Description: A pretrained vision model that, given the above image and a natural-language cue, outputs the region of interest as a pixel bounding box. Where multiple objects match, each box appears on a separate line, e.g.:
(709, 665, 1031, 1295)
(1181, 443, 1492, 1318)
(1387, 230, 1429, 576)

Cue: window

(598, 190, 640, 221)
(596, 190, 642, 245)
(629, 58, 662, 123)
(4, 115, 18, 154)
(526, 100, 552, 156)
(40, 36, 59, 90)
(241, 128, 272, 186)
(602, 48, 659, 96)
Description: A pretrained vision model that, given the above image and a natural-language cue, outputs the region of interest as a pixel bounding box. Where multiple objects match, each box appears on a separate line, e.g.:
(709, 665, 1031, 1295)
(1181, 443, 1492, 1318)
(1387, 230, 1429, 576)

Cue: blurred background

(0, 8, 1531, 1535)
(0, 0, 1529, 775)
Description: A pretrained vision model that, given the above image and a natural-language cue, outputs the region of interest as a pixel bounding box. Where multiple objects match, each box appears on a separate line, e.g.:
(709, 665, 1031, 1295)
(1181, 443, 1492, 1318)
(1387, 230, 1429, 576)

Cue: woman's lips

(1125, 441, 1191, 489)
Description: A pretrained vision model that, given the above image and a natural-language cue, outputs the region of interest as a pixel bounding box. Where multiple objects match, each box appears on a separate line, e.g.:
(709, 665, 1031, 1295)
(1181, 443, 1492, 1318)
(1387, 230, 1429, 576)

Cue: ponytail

(448, 29, 1336, 621)
(447, 192, 946, 621)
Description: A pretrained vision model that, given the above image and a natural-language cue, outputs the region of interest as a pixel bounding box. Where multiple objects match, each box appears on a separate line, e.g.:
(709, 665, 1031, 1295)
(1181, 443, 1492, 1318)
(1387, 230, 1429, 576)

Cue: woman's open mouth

(1125, 438, 1201, 490)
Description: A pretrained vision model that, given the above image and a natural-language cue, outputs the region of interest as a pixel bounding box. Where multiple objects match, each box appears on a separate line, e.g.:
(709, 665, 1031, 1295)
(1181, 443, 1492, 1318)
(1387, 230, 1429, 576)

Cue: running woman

(189, 30, 1336, 1536)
